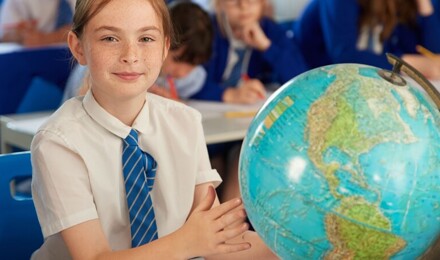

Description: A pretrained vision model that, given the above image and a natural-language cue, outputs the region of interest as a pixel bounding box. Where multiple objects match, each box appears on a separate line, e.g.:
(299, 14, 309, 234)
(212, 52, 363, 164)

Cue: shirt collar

(82, 90, 150, 139)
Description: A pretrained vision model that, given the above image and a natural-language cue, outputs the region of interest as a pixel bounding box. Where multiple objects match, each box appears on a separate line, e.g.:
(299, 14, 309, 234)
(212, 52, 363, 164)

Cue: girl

(30, 0, 277, 259)
(191, 0, 308, 104)
(295, 0, 440, 78)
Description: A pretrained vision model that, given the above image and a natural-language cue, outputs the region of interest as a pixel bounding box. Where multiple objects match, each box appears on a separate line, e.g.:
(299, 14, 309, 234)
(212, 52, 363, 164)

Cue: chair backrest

(0, 152, 43, 259)
(0, 46, 73, 115)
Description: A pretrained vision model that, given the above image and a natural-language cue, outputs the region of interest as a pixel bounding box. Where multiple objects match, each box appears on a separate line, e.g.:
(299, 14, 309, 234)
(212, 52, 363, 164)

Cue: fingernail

(243, 223, 249, 229)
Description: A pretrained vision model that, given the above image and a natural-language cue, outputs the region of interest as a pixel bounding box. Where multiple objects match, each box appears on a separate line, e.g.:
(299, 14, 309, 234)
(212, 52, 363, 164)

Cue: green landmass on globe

(240, 63, 440, 259)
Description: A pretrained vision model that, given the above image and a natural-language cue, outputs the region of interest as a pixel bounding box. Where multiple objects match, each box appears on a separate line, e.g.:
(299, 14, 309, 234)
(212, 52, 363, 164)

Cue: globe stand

(380, 54, 440, 259)
(380, 53, 440, 110)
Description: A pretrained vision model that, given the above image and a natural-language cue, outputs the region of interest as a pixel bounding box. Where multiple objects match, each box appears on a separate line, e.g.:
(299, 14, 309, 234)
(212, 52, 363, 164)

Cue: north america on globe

(240, 64, 440, 259)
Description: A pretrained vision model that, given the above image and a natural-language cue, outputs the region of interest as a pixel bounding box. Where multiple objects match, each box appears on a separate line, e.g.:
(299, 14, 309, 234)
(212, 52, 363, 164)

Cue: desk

(2, 79, 439, 154)
(0, 100, 262, 154)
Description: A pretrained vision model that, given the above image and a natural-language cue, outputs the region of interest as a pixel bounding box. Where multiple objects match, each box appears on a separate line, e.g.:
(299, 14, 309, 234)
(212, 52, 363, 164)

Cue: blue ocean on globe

(239, 64, 440, 259)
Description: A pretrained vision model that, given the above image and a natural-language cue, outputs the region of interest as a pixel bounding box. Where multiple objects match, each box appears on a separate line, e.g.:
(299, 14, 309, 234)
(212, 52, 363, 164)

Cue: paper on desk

(7, 115, 50, 135)
(431, 80, 440, 92)
(187, 100, 265, 119)
(403, 76, 440, 96)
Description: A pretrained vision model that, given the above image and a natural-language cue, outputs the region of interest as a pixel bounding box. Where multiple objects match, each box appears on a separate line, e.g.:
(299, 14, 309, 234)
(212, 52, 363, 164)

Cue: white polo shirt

(0, 0, 76, 36)
(31, 91, 221, 259)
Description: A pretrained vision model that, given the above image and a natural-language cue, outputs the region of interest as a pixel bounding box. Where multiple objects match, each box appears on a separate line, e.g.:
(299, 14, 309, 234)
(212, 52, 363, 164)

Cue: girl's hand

(403, 54, 440, 80)
(148, 84, 175, 99)
(223, 78, 266, 104)
(240, 22, 271, 52)
(178, 186, 251, 259)
(416, 0, 434, 16)
(22, 30, 46, 47)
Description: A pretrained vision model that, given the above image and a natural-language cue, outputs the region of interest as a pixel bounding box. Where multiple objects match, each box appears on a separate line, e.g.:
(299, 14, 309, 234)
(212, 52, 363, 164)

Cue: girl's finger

(208, 197, 243, 220)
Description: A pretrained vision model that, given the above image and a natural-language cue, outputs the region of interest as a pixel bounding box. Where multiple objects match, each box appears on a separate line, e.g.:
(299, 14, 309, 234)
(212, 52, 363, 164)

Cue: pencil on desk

(224, 110, 257, 118)
(166, 76, 179, 100)
(416, 45, 438, 60)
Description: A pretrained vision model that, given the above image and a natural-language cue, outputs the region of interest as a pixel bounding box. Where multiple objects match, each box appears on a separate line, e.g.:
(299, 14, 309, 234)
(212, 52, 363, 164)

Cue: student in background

(31, 0, 277, 259)
(190, 0, 308, 203)
(295, 0, 440, 79)
(191, 0, 308, 104)
(0, 0, 75, 47)
(150, 1, 214, 100)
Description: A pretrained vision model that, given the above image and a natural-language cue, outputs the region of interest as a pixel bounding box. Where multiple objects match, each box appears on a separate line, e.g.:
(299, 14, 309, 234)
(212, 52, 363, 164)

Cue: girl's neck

(92, 90, 146, 127)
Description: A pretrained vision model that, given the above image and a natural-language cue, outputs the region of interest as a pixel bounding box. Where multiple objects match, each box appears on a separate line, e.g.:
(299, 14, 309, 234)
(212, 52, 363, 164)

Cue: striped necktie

(122, 129, 158, 247)
(223, 48, 247, 88)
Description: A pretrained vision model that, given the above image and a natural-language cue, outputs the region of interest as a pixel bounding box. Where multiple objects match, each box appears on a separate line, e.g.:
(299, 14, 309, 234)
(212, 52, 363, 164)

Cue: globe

(239, 63, 440, 259)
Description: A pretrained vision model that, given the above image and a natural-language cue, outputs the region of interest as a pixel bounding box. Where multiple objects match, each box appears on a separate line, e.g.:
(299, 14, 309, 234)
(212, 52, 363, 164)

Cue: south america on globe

(239, 62, 440, 259)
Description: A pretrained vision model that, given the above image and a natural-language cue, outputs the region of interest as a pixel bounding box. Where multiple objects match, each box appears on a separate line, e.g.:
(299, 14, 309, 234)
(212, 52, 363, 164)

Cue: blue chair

(0, 46, 73, 115)
(0, 152, 43, 259)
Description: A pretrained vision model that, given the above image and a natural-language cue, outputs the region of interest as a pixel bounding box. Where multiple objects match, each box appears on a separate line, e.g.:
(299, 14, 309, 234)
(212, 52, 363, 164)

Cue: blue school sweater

(191, 17, 308, 101)
(294, 0, 440, 69)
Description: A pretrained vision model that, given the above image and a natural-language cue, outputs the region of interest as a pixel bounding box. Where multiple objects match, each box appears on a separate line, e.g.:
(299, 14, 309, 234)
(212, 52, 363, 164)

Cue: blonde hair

(71, 0, 175, 44)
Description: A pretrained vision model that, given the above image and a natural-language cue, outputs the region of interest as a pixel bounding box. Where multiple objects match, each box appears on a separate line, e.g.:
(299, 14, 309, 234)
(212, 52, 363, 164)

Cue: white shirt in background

(0, 0, 76, 37)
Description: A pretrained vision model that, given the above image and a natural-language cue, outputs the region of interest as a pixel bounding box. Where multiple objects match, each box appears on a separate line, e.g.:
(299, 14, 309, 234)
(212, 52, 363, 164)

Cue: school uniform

(31, 91, 221, 259)
(294, 0, 440, 69)
(191, 17, 308, 101)
(0, 0, 76, 37)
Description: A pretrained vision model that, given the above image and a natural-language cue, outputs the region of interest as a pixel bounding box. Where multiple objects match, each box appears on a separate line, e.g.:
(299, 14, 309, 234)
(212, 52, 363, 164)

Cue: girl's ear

(162, 36, 170, 62)
(68, 31, 87, 65)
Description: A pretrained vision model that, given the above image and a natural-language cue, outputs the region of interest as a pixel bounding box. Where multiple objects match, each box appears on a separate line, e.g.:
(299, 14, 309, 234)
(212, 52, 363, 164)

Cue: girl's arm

(417, 0, 434, 16)
(61, 185, 250, 260)
(21, 24, 71, 47)
(401, 54, 440, 80)
(222, 78, 266, 104)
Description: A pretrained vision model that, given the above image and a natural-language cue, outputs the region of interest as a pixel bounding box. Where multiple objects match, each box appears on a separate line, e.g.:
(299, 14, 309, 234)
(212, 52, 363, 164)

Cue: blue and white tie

(122, 129, 158, 247)
(223, 48, 247, 88)
(55, 0, 73, 29)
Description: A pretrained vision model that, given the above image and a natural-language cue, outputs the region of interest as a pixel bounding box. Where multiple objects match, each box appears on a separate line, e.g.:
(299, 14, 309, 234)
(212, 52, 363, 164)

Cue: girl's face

(69, 0, 169, 105)
(217, 0, 264, 30)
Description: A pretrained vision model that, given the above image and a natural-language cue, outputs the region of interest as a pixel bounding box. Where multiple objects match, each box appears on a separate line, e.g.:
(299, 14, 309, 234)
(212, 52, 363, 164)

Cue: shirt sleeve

(194, 114, 222, 188)
(31, 130, 98, 238)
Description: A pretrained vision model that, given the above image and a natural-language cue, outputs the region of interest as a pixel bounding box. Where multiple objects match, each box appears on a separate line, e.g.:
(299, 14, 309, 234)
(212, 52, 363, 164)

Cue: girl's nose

(120, 43, 139, 64)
